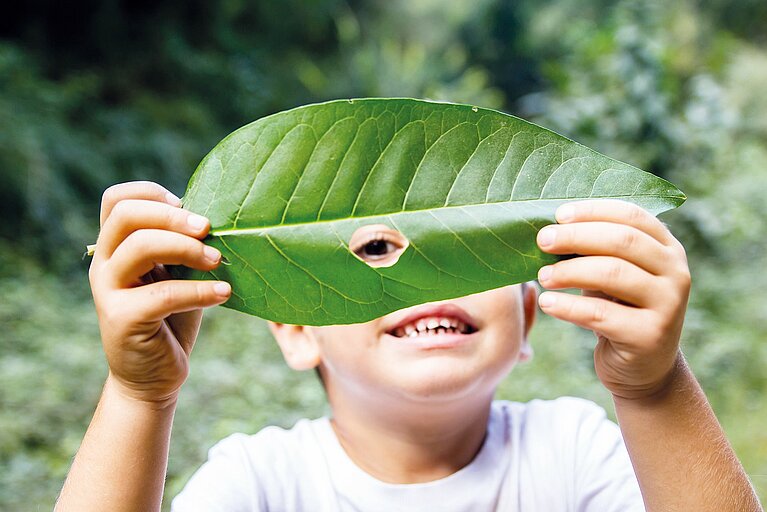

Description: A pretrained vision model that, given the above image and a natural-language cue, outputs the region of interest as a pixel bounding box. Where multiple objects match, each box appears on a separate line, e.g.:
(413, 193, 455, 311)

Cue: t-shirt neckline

(310, 404, 510, 509)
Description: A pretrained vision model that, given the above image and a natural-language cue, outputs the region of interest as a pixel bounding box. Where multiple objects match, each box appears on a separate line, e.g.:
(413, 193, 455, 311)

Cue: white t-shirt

(172, 397, 644, 511)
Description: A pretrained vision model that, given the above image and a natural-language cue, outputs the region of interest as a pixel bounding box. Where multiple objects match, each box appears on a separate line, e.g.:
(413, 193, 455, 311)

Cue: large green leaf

(181, 98, 685, 325)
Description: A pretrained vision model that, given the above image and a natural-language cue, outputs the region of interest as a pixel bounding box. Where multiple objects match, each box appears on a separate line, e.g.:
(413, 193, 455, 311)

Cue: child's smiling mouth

(389, 317, 476, 338)
(385, 304, 479, 341)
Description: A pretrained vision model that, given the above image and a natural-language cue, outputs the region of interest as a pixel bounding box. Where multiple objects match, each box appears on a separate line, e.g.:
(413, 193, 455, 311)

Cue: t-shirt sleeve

(568, 398, 645, 512)
(171, 433, 264, 512)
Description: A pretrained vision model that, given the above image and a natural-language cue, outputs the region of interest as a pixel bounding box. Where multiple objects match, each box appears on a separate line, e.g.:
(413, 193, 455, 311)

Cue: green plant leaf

(180, 98, 685, 325)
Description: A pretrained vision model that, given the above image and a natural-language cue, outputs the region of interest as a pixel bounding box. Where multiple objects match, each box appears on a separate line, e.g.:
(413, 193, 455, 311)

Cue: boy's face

(270, 284, 536, 405)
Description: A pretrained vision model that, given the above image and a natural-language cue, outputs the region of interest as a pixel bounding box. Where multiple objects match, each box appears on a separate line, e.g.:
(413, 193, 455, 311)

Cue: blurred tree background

(1, 0, 765, 508)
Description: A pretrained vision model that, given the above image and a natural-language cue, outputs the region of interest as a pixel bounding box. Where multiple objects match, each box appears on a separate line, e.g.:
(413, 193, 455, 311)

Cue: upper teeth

(391, 316, 473, 338)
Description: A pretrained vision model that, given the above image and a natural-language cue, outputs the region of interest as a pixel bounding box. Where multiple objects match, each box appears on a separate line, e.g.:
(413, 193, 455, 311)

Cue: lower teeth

(406, 327, 460, 337)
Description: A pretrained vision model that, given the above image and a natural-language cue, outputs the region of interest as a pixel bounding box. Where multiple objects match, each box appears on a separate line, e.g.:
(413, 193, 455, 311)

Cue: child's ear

(267, 322, 321, 371)
(519, 283, 538, 362)
(522, 282, 538, 336)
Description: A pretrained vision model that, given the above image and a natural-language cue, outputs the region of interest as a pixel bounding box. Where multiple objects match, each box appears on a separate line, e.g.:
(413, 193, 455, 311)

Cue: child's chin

(387, 361, 504, 403)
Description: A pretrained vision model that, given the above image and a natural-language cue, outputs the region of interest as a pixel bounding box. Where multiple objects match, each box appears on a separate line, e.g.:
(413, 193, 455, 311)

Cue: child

(56, 181, 761, 511)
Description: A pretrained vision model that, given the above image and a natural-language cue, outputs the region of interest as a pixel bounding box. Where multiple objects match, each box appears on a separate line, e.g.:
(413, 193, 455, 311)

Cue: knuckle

(154, 284, 175, 307)
(173, 233, 197, 258)
(660, 221, 674, 238)
(564, 297, 578, 318)
(579, 201, 595, 219)
(617, 229, 637, 251)
(140, 181, 171, 203)
(591, 300, 608, 324)
(162, 204, 178, 228)
(627, 203, 647, 224)
(101, 184, 121, 206)
(662, 247, 691, 287)
(124, 229, 154, 255)
(196, 282, 210, 303)
(558, 225, 573, 247)
(89, 260, 111, 291)
(110, 199, 134, 224)
(676, 267, 692, 289)
(138, 180, 165, 193)
(605, 261, 623, 285)
(122, 230, 142, 251)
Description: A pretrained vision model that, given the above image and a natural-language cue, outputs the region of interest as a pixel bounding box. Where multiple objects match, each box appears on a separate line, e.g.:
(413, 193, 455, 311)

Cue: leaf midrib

(209, 192, 685, 237)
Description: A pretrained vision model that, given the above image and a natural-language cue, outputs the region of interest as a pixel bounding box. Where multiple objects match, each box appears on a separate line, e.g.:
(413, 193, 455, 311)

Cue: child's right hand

(88, 182, 231, 405)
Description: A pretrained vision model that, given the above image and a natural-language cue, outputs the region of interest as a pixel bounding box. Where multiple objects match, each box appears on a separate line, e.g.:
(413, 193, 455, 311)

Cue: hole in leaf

(348, 224, 409, 268)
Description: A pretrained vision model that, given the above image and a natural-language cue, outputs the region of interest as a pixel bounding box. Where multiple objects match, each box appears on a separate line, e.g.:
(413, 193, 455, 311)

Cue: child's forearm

(614, 353, 762, 512)
(55, 376, 176, 512)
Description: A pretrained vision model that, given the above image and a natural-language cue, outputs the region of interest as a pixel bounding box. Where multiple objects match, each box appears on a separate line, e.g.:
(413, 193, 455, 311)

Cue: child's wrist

(104, 374, 180, 412)
(611, 351, 686, 406)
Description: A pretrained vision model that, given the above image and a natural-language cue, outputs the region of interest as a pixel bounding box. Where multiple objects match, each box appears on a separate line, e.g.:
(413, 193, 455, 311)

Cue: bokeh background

(2, 0, 766, 508)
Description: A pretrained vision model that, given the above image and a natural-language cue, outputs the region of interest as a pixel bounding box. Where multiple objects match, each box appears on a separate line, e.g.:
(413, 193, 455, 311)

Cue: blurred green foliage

(1, 0, 765, 509)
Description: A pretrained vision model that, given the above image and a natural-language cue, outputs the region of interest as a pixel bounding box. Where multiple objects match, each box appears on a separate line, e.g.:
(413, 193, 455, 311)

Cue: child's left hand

(536, 199, 691, 400)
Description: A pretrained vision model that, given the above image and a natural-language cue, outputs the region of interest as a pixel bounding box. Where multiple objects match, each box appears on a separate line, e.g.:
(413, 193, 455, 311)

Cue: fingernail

(556, 204, 575, 223)
(537, 226, 556, 247)
(538, 265, 553, 283)
(214, 282, 231, 297)
(204, 245, 221, 263)
(538, 292, 556, 308)
(166, 192, 182, 207)
(188, 214, 208, 230)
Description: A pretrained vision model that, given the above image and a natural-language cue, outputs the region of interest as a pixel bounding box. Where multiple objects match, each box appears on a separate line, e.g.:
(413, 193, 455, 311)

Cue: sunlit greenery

(1, 1, 765, 509)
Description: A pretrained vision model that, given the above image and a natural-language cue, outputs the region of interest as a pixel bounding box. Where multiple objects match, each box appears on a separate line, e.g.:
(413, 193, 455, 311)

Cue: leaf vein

(279, 116, 356, 224)
(263, 234, 378, 306)
(444, 126, 505, 207)
(427, 211, 513, 276)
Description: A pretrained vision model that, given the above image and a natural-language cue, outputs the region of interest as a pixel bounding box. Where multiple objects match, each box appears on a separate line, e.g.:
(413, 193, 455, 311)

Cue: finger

(100, 181, 181, 227)
(538, 256, 658, 307)
(130, 280, 231, 322)
(537, 222, 669, 275)
(97, 199, 210, 258)
(146, 263, 203, 354)
(107, 230, 221, 287)
(538, 291, 653, 346)
(554, 200, 675, 246)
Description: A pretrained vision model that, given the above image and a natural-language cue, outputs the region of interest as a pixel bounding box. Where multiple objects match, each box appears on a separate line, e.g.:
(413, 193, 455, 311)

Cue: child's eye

(355, 238, 397, 260)
(348, 224, 409, 268)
